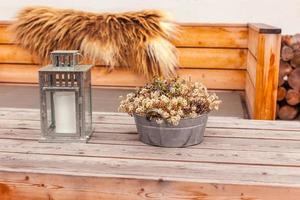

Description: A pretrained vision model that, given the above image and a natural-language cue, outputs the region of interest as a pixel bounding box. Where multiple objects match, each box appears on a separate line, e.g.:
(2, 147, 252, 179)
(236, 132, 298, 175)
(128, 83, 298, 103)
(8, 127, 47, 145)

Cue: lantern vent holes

(42, 73, 80, 87)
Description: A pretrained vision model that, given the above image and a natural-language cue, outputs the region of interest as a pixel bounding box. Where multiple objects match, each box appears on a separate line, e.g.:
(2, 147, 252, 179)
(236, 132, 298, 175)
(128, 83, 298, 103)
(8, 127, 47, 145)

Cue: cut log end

(277, 87, 287, 101)
(288, 68, 300, 91)
(278, 105, 299, 120)
(281, 45, 294, 61)
(286, 89, 300, 106)
(291, 51, 300, 68)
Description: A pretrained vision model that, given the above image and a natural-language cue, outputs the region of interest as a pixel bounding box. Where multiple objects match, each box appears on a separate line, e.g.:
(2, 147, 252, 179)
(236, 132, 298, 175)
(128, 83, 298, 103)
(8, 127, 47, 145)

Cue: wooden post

(246, 23, 281, 120)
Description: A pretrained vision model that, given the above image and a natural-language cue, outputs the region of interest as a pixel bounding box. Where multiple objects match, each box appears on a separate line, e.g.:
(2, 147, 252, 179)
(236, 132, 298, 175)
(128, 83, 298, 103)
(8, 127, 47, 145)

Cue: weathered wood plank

(0, 64, 246, 89)
(0, 139, 300, 167)
(0, 109, 299, 131)
(1, 152, 300, 187)
(1, 116, 300, 133)
(1, 126, 300, 145)
(1, 171, 299, 200)
(0, 108, 300, 199)
(1, 129, 300, 153)
(0, 45, 247, 69)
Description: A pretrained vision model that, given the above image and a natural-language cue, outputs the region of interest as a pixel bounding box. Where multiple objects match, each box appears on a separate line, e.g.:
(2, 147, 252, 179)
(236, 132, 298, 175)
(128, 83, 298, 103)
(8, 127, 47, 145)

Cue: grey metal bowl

(134, 114, 208, 148)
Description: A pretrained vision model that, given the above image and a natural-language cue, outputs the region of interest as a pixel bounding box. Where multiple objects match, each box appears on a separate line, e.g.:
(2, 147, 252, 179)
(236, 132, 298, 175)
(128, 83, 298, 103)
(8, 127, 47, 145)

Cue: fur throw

(11, 7, 178, 78)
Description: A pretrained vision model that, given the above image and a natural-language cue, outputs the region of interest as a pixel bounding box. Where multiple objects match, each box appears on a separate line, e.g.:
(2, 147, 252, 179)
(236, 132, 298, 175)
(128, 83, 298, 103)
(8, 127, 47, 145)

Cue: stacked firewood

(277, 34, 300, 120)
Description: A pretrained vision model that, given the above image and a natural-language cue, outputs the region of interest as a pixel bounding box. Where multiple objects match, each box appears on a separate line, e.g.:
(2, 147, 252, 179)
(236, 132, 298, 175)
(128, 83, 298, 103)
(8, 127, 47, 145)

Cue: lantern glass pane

(53, 91, 77, 134)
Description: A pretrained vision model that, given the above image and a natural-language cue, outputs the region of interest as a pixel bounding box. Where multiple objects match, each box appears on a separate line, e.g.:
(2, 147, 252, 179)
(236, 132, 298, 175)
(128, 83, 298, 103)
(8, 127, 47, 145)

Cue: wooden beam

(254, 34, 281, 119)
(0, 45, 247, 69)
(247, 24, 281, 120)
(0, 64, 245, 89)
(1, 171, 300, 200)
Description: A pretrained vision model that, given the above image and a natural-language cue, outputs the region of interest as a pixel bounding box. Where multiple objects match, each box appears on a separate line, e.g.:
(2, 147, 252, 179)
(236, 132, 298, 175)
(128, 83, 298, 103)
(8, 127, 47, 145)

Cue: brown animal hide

(11, 7, 179, 79)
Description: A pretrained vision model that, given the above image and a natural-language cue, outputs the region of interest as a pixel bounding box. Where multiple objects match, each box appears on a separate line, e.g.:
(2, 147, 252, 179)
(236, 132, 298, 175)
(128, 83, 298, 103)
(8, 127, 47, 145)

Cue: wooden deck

(0, 108, 300, 199)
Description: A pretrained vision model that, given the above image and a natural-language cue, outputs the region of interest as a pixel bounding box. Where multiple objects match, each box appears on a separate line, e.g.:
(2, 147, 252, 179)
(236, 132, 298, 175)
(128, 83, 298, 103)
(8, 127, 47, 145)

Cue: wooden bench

(0, 108, 300, 199)
(0, 22, 281, 119)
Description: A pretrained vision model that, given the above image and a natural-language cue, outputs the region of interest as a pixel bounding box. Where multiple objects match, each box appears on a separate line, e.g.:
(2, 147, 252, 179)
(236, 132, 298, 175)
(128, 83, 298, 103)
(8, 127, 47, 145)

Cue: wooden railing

(0, 21, 247, 89)
(0, 21, 281, 119)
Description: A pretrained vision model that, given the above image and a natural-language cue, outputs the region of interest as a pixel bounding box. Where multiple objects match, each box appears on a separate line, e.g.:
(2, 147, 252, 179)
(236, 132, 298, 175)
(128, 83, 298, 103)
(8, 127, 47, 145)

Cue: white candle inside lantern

(54, 92, 76, 133)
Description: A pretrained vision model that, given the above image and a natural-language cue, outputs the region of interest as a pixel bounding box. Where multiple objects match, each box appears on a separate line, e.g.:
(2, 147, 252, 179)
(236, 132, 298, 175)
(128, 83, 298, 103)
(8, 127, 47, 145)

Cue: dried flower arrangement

(119, 77, 221, 125)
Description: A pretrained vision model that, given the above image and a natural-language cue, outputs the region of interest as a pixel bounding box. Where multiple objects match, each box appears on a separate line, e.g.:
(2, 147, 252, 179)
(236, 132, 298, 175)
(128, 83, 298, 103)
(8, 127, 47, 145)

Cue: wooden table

(0, 108, 300, 200)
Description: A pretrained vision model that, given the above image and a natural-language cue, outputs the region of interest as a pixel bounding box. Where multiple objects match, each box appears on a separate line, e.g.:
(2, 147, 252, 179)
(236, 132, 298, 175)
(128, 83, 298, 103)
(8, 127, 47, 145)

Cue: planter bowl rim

(133, 113, 208, 121)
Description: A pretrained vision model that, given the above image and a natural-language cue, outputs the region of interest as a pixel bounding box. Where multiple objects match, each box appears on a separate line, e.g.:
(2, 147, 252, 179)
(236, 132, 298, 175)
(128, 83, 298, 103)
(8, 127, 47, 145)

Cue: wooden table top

(0, 108, 300, 200)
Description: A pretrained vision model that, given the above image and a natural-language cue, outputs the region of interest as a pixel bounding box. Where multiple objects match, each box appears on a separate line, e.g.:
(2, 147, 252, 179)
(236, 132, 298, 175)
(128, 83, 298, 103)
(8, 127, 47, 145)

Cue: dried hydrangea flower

(119, 77, 221, 125)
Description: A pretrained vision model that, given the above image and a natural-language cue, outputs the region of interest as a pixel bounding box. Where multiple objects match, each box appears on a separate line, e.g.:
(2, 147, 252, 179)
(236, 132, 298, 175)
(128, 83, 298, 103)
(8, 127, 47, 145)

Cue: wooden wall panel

(179, 48, 246, 69)
(0, 24, 13, 44)
(0, 45, 247, 69)
(0, 45, 39, 64)
(173, 25, 248, 48)
(0, 64, 245, 89)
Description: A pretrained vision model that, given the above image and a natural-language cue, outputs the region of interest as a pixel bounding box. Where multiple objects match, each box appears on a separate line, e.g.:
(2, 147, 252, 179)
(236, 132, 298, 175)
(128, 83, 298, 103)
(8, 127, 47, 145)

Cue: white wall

(1, 0, 300, 34)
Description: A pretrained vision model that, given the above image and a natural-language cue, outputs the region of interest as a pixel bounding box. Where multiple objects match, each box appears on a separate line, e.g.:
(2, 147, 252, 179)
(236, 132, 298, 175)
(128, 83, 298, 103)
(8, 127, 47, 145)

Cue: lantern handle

(77, 52, 84, 65)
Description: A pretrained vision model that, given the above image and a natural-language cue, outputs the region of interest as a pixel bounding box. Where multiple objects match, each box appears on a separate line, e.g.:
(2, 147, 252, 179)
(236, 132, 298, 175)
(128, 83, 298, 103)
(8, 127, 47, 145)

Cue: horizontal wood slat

(2, 172, 300, 200)
(173, 25, 248, 48)
(0, 45, 39, 64)
(0, 22, 248, 48)
(0, 64, 245, 89)
(2, 138, 300, 166)
(0, 24, 12, 44)
(0, 108, 299, 200)
(2, 108, 299, 131)
(1, 127, 300, 153)
(179, 48, 246, 69)
(0, 45, 247, 69)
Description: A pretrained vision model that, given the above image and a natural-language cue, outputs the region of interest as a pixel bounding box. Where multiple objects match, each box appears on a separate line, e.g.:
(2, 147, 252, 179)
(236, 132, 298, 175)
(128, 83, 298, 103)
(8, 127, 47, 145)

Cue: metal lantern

(39, 50, 93, 142)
